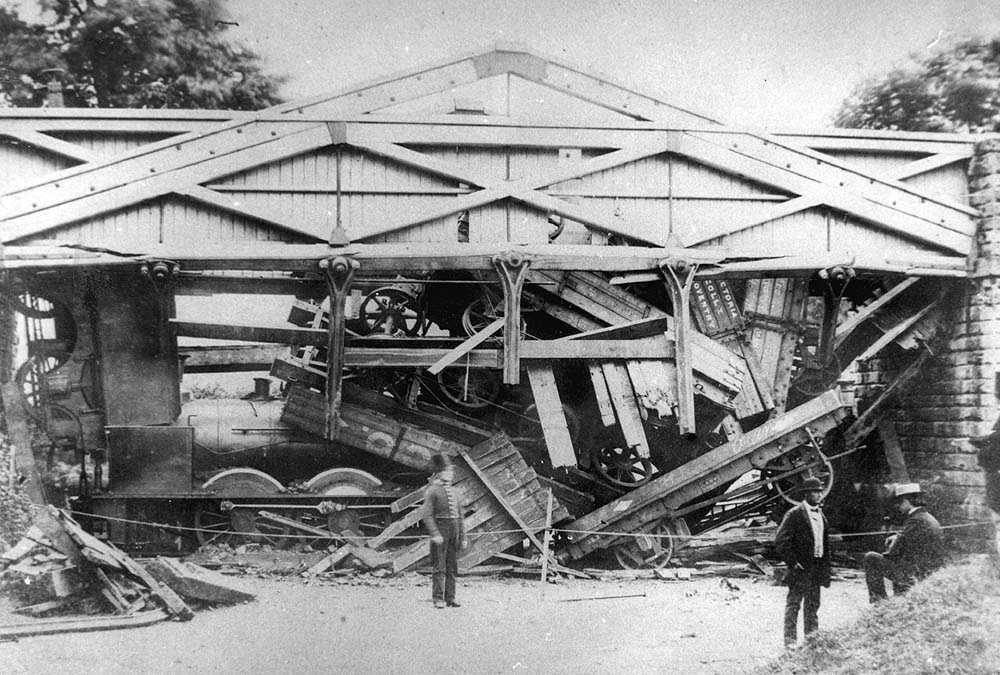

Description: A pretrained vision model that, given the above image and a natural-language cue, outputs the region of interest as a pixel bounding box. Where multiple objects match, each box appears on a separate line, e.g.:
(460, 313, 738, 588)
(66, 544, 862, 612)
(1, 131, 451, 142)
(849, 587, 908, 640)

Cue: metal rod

(558, 592, 647, 603)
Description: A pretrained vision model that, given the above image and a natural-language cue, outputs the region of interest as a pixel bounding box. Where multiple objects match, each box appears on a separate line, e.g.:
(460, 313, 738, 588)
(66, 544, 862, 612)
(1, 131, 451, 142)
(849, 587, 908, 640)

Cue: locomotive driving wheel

(612, 518, 689, 570)
(298, 468, 391, 546)
(195, 469, 288, 548)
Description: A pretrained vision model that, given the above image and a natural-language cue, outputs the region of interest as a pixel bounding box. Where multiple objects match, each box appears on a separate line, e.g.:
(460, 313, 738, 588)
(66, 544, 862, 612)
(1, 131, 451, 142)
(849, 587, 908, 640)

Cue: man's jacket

(887, 507, 944, 583)
(421, 479, 465, 539)
(775, 502, 831, 587)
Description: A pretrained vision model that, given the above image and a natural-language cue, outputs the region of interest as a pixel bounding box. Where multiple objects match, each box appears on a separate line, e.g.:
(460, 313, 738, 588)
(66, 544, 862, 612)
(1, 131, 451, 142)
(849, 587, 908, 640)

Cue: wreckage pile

(0, 507, 254, 639)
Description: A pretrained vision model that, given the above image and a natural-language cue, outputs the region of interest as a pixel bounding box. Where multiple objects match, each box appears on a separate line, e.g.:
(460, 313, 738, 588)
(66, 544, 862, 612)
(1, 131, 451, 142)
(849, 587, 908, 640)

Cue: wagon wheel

(612, 518, 688, 570)
(195, 469, 287, 548)
(359, 287, 425, 337)
(15, 351, 73, 422)
(435, 366, 501, 412)
(460, 297, 526, 337)
(591, 444, 653, 488)
(762, 444, 835, 505)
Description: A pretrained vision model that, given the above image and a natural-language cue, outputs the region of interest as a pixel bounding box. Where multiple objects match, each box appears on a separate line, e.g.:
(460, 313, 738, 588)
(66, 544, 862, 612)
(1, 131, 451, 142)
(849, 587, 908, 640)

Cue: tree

(835, 37, 1000, 133)
(1, 0, 284, 110)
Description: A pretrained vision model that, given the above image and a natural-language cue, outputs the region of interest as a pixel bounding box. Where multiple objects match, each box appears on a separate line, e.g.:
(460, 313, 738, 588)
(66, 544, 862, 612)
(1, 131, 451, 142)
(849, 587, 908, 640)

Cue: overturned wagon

(0, 46, 976, 570)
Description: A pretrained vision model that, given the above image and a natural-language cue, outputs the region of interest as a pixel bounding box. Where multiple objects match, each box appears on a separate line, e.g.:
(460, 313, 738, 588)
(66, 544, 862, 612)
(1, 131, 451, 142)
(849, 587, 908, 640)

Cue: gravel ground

(3, 572, 870, 675)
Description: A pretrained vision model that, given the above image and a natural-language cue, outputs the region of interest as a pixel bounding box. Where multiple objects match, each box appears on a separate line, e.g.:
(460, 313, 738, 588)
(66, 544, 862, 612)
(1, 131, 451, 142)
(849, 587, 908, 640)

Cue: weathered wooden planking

(600, 362, 651, 457)
(588, 362, 617, 427)
(557, 390, 848, 561)
(533, 270, 749, 400)
(385, 434, 568, 572)
(526, 364, 578, 468)
(691, 279, 771, 417)
(743, 277, 809, 414)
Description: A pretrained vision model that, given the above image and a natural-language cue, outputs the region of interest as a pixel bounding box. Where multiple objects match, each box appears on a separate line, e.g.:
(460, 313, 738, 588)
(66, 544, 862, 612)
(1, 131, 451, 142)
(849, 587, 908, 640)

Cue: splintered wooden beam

(526, 364, 577, 468)
(600, 362, 650, 457)
(588, 363, 617, 427)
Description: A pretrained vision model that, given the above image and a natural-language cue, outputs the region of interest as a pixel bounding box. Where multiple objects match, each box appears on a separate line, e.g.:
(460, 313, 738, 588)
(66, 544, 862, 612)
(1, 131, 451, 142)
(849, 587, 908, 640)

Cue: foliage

(187, 382, 236, 400)
(835, 37, 1000, 133)
(754, 557, 1000, 675)
(1, 0, 284, 109)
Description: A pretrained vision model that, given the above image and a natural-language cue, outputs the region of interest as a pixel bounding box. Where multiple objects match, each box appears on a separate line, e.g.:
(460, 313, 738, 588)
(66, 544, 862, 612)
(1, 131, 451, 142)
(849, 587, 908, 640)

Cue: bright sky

(226, 0, 1000, 129)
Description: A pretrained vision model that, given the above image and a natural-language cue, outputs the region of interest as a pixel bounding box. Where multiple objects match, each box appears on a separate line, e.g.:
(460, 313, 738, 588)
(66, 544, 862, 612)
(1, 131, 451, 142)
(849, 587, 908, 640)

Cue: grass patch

(752, 557, 1000, 675)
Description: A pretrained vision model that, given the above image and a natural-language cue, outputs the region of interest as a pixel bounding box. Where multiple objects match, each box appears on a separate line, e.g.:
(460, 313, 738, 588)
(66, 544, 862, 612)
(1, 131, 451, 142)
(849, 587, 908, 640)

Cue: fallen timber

(278, 382, 569, 571)
(557, 390, 848, 563)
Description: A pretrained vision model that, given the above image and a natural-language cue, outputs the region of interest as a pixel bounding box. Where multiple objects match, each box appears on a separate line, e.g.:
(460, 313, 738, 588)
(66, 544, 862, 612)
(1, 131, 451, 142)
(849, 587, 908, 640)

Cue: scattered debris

(0, 507, 258, 639)
(558, 592, 647, 603)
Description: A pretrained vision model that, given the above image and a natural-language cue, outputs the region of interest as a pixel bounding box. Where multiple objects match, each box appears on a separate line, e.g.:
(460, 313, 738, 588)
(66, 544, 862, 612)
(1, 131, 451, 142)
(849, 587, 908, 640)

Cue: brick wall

(855, 139, 1000, 531)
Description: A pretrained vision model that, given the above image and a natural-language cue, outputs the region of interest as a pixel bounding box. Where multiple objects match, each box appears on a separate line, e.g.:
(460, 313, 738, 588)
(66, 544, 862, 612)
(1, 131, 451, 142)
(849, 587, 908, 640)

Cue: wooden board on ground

(145, 557, 256, 605)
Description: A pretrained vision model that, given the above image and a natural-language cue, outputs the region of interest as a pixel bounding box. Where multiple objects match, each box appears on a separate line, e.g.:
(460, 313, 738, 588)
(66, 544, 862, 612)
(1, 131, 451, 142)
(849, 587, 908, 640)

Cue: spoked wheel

(591, 444, 653, 488)
(15, 351, 73, 422)
(435, 366, 501, 413)
(762, 444, 835, 505)
(612, 518, 690, 570)
(298, 469, 391, 547)
(6, 289, 60, 319)
(460, 297, 526, 337)
(195, 469, 287, 548)
(359, 287, 425, 336)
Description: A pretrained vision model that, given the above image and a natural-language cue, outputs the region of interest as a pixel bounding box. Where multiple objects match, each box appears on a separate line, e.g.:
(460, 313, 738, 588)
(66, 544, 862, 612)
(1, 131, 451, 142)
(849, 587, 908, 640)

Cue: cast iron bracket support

(492, 252, 530, 385)
(320, 255, 359, 438)
(660, 257, 700, 438)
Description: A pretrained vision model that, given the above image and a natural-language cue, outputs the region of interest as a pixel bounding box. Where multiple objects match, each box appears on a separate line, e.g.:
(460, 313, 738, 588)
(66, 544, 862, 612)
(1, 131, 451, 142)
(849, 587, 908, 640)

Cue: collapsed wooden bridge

(0, 46, 980, 569)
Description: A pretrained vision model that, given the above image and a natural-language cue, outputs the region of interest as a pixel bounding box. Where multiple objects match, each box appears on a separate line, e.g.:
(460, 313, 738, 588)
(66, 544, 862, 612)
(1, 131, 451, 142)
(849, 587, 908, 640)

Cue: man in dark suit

(422, 453, 467, 609)
(775, 477, 831, 647)
(863, 482, 945, 602)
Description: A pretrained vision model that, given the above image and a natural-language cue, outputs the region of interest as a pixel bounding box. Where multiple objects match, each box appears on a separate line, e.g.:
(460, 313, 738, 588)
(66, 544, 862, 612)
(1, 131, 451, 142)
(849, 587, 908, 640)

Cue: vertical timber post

(660, 257, 699, 438)
(320, 255, 359, 439)
(492, 252, 530, 385)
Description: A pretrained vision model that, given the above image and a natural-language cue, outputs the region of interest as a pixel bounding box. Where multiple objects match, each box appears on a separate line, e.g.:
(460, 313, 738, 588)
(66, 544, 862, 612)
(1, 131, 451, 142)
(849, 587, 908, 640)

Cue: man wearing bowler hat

(775, 476, 831, 647)
(863, 482, 944, 602)
(422, 453, 467, 609)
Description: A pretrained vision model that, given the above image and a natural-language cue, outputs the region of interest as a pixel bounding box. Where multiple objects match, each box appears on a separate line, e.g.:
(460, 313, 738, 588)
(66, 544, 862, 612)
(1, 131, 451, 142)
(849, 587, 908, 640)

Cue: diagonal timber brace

(493, 252, 530, 384)
(320, 255, 359, 438)
(660, 257, 699, 437)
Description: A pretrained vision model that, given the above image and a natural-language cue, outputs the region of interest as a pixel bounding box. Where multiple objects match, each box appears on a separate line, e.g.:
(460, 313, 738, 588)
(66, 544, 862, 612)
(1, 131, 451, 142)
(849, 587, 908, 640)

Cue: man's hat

(798, 477, 824, 493)
(892, 482, 923, 500)
(431, 453, 452, 472)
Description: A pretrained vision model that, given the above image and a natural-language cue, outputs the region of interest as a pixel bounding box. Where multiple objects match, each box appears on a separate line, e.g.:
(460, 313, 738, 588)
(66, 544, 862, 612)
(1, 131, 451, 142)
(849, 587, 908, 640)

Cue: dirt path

(4, 573, 869, 675)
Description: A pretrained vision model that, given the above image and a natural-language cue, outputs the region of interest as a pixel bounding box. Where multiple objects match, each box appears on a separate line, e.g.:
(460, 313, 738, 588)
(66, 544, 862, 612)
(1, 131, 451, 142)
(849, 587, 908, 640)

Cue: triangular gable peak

(0, 45, 978, 265)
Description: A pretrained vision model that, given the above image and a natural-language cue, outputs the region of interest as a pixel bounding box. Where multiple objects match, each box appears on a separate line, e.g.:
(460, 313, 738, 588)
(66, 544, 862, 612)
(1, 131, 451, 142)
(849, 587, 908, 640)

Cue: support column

(492, 252, 530, 385)
(660, 257, 698, 438)
(320, 255, 359, 438)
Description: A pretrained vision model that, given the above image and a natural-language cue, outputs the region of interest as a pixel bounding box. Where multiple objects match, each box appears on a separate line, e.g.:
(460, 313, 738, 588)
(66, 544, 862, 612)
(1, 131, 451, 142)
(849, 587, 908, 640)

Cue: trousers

(863, 551, 912, 601)
(431, 518, 461, 603)
(784, 564, 823, 646)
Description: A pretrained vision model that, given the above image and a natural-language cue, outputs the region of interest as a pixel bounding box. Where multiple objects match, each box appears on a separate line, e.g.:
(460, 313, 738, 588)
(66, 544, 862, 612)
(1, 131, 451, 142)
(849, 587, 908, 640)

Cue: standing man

(775, 477, 831, 647)
(422, 453, 467, 609)
(863, 483, 945, 602)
